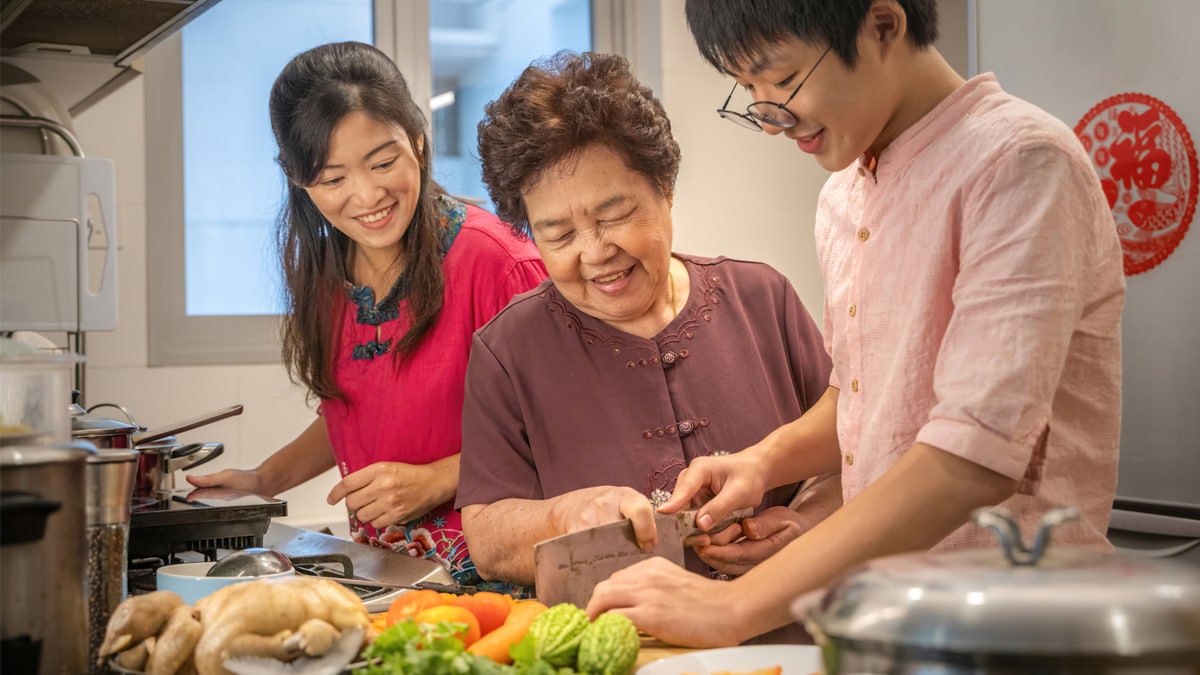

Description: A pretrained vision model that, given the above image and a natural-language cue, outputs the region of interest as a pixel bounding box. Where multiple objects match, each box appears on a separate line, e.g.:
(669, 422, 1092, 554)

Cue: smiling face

(304, 111, 424, 265)
(523, 143, 676, 336)
(728, 33, 896, 172)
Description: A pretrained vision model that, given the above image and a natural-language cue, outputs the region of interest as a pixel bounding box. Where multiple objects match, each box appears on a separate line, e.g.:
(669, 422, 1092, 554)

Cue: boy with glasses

(587, 0, 1124, 646)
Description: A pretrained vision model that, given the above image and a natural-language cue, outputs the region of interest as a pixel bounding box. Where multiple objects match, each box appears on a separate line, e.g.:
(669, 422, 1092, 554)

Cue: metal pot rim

(799, 508, 1200, 658)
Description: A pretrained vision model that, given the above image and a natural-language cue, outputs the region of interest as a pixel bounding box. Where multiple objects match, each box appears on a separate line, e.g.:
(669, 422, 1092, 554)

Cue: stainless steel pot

(0, 442, 93, 675)
(70, 403, 238, 500)
(796, 507, 1200, 674)
(132, 437, 223, 500)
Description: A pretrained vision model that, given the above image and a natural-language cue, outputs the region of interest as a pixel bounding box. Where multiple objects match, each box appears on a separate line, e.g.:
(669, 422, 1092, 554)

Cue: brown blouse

(457, 254, 832, 574)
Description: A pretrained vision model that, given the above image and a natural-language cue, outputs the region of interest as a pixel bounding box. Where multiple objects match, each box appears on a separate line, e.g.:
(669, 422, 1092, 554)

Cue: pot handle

(165, 442, 224, 474)
(133, 404, 244, 446)
(84, 402, 145, 431)
(0, 491, 62, 546)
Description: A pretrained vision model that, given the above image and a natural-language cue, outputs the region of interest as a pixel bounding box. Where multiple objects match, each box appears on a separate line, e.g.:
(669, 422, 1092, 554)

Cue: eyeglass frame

(716, 45, 833, 132)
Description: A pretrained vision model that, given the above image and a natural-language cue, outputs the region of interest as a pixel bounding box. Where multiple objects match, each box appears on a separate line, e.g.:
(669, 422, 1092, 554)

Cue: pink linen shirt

(816, 73, 1125, 549)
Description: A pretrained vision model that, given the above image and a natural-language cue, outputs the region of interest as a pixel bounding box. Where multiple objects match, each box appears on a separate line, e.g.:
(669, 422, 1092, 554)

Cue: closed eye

(374, 158, 397, 171)
(319, 176, 344, 187)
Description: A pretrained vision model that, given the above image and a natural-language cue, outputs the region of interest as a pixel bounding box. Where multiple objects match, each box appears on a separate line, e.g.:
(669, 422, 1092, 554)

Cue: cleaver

(533, 507, 753, 608)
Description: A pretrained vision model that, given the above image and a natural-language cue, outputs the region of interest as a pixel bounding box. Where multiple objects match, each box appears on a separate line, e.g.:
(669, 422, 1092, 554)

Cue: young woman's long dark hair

(269, 41, 445, 401)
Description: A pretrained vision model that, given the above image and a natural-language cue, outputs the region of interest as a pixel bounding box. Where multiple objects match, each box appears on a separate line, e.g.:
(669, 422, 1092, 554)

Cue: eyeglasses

(717, 46, 832, 132)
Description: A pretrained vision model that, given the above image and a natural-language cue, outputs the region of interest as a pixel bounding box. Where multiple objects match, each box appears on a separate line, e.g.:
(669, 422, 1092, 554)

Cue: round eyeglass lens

(718, 109, 763, 131)
(748, 104, 797, 129)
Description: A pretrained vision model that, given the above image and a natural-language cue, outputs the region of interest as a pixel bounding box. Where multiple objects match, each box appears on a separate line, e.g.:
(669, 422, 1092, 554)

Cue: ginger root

(145, 605, 203, 675)
(99, 590, 184, 659)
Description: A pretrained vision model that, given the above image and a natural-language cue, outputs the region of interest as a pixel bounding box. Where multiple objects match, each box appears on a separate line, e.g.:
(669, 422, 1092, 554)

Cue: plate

(637, 645, 822, 675)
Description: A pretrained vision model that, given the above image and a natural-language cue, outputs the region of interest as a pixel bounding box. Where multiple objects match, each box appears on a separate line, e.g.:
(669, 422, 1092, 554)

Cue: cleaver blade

(533, 507, 753, 607)
(534, 512, 682, 608)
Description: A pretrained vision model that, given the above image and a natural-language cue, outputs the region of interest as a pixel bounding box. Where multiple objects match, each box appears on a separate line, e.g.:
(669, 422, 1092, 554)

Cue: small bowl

(156, 561, 294, 605)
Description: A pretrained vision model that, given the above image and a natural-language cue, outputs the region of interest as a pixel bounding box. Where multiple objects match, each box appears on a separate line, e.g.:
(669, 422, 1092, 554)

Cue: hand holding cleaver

(533, 506, 753, 608)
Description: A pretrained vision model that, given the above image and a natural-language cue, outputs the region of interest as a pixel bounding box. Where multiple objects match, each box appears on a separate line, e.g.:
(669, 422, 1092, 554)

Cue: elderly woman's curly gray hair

(477, 51, 682, 237)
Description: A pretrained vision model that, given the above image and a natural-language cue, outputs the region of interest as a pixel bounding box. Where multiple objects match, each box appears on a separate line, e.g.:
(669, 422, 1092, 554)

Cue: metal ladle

(206, 547, 294, 578)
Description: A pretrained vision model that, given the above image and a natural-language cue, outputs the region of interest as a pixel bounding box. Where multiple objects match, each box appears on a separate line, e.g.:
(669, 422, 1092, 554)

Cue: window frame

(147, 0, 626, 366)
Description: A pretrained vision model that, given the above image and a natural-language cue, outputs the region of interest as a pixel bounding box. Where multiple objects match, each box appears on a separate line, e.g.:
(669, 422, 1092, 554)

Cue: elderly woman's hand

(688, 470, 843, 576)
(550, 486, 659, 550)
(689, 506, 805, 576)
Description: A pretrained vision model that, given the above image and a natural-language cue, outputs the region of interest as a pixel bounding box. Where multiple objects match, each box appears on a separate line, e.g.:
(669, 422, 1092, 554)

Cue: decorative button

(661, 351, 678, 367)
(642, 430, 653, 439)
(679, 350, 690, 358)
(655, 428, 666, 437)
(850, 379, 859, 393)
(638, 359, 648, 367)
(857, 228, 870, 242)
(845, 453, 855, 466)
(848, 304, 857, 317)
(626, 361, 637, 370)
(857, 166, 866, 177)
(698, 417, 710, 427)
(678, 420, 696, 436)
(667, 425, 677, 435)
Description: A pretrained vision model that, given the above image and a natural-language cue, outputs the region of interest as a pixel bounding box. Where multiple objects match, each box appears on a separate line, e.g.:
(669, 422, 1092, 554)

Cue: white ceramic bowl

(155, 561, 294, 605)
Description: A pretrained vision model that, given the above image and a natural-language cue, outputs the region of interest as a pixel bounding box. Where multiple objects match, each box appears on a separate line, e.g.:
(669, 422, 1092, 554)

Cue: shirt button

(857, 228, 870, 242)
(678, 420, 695, 436)
(845, 453, 855, 466)
(857, 166, 866, 177)
(661, 351, 678, 368)
(848, 304, 856, 317)
(850, 379, 859, 393)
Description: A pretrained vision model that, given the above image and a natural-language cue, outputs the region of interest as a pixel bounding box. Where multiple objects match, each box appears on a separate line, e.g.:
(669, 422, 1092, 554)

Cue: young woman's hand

(328, 460, 453, 528)
(186, 468, 265, 495)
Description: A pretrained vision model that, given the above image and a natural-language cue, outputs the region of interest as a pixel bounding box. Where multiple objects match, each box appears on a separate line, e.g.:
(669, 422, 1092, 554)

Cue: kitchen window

(148, 0, 625, 365)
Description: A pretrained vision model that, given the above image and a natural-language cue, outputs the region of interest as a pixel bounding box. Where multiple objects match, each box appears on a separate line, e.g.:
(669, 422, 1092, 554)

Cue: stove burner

(128, 489, 286, 560)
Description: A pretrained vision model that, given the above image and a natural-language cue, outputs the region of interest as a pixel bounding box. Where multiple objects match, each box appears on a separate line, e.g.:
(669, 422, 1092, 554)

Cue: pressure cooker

(797, 507, 1200, 674)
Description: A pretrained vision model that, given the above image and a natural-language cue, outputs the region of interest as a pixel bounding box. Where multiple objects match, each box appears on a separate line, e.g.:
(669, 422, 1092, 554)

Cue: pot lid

(801, 508, 1200, 658)
(0, 442, 94, 467)
(70, 402, 143, 438)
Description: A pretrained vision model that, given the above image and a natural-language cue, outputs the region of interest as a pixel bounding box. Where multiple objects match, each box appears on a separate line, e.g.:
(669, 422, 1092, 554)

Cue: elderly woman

(456, 52, 836, 588)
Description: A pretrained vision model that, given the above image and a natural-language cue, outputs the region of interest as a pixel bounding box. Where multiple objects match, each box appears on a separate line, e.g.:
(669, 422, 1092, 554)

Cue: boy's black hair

(685, 0, 939, 73)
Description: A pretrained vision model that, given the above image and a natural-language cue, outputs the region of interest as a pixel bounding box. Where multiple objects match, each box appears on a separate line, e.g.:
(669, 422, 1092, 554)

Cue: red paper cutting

(1074, 92, 1197, 276)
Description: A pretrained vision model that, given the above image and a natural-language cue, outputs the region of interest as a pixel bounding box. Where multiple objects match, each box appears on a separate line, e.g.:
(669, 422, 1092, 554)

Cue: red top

(321, 202, 546, 583)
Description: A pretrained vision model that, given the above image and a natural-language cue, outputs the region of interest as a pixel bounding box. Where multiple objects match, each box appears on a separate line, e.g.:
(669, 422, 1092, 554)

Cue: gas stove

(129, 488, 287, 560)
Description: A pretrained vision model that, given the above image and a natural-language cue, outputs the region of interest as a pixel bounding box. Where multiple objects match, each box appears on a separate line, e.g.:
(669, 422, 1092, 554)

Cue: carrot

(466, 599, 548, 663)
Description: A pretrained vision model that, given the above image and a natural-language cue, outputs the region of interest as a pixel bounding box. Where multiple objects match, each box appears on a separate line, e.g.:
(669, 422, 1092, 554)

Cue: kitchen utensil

(1, 442, 93, 675)
(223, 626, 363, 675)
(208, 547, 295, 578)
(156, 561, 295, 605)
(84, 447, 138, 675)
(795, 506, 1200, 674)
(534, 507, 754, 608)
(133, 404, 243, 446)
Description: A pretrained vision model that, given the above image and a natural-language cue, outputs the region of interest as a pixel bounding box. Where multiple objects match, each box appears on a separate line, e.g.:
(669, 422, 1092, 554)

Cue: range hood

(0, 0, 223, 116)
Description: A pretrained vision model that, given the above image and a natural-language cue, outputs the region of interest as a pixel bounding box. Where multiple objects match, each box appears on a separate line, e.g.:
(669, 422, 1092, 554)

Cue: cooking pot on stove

(70, 402, 240, 499)
(795, 507, 1200, 674)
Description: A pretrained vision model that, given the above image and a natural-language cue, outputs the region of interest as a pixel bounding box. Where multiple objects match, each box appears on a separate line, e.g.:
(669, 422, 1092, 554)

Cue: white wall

(70, 0, 967, 532)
